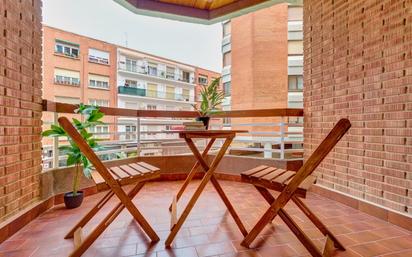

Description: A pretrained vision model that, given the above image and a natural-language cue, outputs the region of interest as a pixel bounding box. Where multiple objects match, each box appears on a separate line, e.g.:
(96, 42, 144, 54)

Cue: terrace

(0, 0, 411, 257)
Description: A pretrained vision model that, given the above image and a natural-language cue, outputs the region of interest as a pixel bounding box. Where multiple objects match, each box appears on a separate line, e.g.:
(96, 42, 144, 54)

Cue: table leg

(210, 175, 248, 236)
(168, 138, 216, 211)
(165, 137, 233, 247)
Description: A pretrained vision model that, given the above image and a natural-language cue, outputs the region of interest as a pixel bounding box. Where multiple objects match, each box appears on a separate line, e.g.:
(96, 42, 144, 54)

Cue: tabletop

(170, 130, 248, 138)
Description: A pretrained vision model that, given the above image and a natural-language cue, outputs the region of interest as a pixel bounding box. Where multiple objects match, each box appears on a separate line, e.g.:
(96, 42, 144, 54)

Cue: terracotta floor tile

(350, 242, 393, 257)
(0, 181, 411, 257)
(156, 246, 199, 257)
(380, 249, 412, 257)
(196, 242, 236, 257)
(376, 235, 412, 252)
(257, 245, 299, 257)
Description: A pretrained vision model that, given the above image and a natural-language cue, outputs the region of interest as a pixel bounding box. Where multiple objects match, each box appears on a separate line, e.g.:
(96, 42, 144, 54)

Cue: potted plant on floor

(42, 104, 105, 209)
(193, 77, 224, 129)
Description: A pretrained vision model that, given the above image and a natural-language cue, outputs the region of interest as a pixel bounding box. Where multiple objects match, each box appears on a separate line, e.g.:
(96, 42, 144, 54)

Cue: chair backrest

(58, 116, 120, 186)
(276, 118, 351, 207)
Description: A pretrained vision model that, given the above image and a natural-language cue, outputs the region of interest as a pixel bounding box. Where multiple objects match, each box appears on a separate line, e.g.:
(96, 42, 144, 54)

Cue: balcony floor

(1, 180, 411, 257)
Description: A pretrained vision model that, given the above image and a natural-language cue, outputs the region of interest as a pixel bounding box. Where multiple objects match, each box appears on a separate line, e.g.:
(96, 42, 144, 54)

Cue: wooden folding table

(165, 130, 248, 247)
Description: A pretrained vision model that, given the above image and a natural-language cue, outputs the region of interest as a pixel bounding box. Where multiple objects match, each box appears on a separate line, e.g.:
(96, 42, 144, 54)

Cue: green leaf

(67, 153, 80, 166)
(81, 156, 92, 178)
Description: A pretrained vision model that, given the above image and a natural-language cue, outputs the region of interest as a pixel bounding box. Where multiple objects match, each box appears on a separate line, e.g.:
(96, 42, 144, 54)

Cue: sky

(42, 0, 223, 72)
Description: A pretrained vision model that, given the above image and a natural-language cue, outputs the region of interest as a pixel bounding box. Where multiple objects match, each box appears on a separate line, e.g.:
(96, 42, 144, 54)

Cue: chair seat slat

(272, 171, 296, 184)
(110, 167, 130, 179)
(261, 169, 286, 181)
(120, 165, 141, 176)
(241, 165, 268, 176)
(129, 163, 151, 173)
(90, 171, 105, 184)
(138, 162, 160, 172)
(251, 167, 278, 178)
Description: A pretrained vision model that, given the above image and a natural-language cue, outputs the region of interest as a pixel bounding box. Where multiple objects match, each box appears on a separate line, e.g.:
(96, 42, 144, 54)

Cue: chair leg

(68, 183, 145, 257)
(278, 208, 324, 257)
(253, 186, 343, 256)
(116, 183, 160, 242)
(292, 196, 345, 250)
(65, 190, 115, 239)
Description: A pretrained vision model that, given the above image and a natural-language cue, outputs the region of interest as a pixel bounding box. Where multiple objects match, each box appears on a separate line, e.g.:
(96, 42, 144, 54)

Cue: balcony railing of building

(118, 62, 194, 84)
(118, 86, 192, 102)
(41, 100, 304, 170)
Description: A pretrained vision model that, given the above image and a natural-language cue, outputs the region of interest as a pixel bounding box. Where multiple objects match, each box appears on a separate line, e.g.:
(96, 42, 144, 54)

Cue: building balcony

(1, 101, 411, 257)
(118, 86, 192, 102)
(118, 63, 195, 86)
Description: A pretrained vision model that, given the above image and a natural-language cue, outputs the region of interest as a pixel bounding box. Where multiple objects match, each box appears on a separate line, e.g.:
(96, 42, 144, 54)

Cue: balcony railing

(118, 86, 192, 102)
(118, 62, 194, 84)
(41, 100, 304, 170)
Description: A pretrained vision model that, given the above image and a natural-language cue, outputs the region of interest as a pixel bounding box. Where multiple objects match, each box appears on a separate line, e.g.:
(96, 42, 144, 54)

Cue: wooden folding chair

(240, 118, 351, 257)
(58, 117, 160, 257)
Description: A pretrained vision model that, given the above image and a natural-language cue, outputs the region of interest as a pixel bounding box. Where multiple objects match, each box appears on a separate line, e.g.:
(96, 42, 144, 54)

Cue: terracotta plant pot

(64, 191, 84, 209)
(196, 116, 210, 129)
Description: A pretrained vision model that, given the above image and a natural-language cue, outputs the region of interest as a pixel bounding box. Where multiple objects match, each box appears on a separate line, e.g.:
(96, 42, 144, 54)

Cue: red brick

(304, 0, 411, 216)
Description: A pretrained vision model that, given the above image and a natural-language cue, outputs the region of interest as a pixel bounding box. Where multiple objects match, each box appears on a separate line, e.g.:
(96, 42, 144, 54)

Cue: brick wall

(0, 0, 43, 221)
(231, 4, 289, 131)
(304, 0, 411, 215)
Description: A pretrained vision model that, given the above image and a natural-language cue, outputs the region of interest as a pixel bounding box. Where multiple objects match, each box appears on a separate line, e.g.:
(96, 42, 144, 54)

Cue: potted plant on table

(42, 104, 105, 209)
(193, 77, 224, 129)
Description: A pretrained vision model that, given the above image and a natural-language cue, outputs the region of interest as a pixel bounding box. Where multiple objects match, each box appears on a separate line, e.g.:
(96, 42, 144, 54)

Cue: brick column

(304, 0, 411, 217)
(0, 0, 42, 220)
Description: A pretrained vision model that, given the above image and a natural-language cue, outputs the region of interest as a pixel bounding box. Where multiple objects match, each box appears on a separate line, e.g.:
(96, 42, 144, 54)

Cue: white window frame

(55, 42, 79, 58)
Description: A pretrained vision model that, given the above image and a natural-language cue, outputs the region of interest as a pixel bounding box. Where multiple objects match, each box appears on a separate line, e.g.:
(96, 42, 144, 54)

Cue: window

(182, 89, 190, 101)
(55, 40, 79, 58)
(288, 75, 303, 91)
(89, 99, 109, 107)
(181, 71, 190, 83)
(54, 68, 80, 86)
(125, 125, 137, 140)
(89, 74, 109, 89)
(125, 59, 138, 73)
(289, 117, 304, 124)
(166, 66, 175, 79)
(223, 52, 231, 67)
(148, 62, 158, 76)
(223, 82, 231, 97)
(223, 21, 231, 37)
(89, 125, 109, 138)
(147, 104, 156, 110)
(288, 7, 303, 21)
(198, 75, 208, 85)
(124, 79, 138, 88)
(55, 96, 80, 105)
(88, 48, 109, 65)
(288, 41, 303, 55)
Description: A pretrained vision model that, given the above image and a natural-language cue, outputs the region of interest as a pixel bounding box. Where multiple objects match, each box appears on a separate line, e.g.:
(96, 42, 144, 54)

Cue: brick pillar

(0, 0, 42, 221)
(304, 0, 411, 216)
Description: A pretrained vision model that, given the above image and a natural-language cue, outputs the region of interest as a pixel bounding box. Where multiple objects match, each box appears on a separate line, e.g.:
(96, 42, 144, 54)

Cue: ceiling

(114, 0, 302, 24)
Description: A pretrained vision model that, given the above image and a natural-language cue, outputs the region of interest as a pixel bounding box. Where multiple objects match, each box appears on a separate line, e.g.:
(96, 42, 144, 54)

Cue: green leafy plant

(193, 77, 224, 117)
(42, 104, 105, 196)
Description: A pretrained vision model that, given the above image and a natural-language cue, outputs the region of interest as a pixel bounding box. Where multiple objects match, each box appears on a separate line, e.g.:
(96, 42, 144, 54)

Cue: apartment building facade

(194, 67, 221, 106)
(43, 26, 219, 160)
(221, 3, 303, 157)
(116, 47, 198, 155)
(222, 3, 303, 112)
(42, 26, 118, 168)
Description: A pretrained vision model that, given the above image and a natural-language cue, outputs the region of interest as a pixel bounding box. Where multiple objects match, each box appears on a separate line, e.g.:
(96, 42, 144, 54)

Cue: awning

(114, 0, 302, 24)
